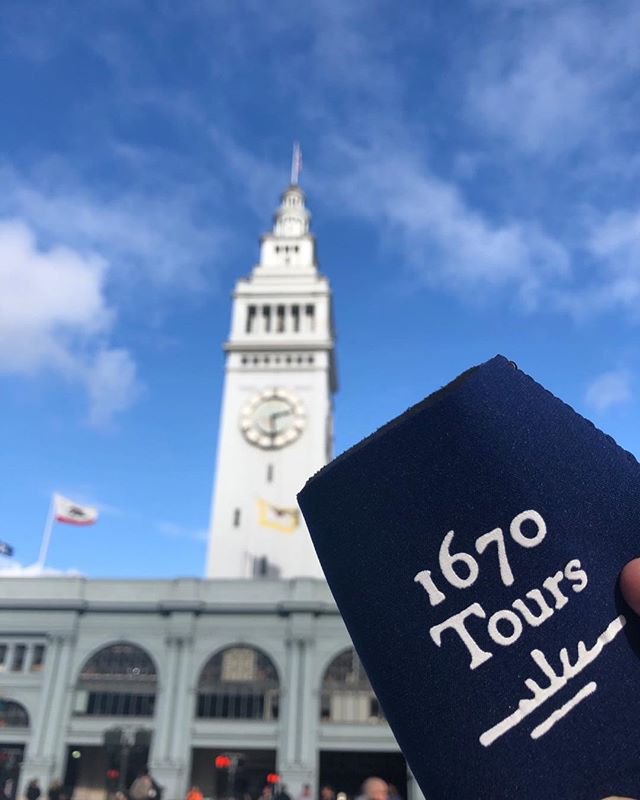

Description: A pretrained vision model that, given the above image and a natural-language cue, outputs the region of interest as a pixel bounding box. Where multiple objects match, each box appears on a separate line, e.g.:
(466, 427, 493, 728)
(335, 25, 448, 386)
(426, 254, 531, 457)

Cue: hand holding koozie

(298, 355, 640, 800)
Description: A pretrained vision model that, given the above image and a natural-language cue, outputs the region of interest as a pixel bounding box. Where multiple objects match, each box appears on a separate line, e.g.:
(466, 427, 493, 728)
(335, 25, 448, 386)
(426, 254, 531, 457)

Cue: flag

(0, 541, 14, 557)
(54, 494, 99, 526)
(257, 498, 299, 534)
(291, 142, 303, 185)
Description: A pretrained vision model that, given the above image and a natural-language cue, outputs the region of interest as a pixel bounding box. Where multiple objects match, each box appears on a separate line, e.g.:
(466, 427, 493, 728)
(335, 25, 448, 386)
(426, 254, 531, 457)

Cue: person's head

(302, 786, 311, 797)
(261, 787, 273, 799)
(320, 787, 334, 800)
(362, 778, 389, 800)
(190, 788, 200, 794)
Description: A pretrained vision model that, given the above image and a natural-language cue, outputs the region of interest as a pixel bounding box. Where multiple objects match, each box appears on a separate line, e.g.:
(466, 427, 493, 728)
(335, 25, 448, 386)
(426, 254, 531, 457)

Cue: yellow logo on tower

(257, 499, 299, 534)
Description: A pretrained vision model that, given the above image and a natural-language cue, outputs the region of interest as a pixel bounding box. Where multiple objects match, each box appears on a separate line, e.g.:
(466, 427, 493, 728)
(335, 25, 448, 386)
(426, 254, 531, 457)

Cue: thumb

(619, 558, 640, 615)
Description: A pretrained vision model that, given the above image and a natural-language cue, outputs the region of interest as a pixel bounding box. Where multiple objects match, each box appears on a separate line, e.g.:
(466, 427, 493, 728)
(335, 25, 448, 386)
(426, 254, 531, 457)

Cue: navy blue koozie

(298, 355, 640, 800)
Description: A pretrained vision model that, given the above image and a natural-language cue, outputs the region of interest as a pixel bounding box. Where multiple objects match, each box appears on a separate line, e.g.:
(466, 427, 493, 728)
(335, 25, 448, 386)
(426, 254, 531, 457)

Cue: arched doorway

(196, 645, 279, 721)
(0, 700, 29, 800)
(320, 647, 384, 724)
(66, 643, 157, 798)
(319, 648, 406, 798)
(191, 646, 280, 799)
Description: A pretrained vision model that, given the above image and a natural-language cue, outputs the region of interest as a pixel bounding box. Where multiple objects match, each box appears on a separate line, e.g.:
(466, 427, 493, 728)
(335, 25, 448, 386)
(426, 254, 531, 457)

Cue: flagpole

(36, 494, 56, 570)
(290, 142, 300, 186)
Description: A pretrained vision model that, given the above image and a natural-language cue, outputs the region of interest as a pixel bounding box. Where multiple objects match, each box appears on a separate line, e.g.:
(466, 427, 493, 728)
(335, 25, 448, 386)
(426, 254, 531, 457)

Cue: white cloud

(84, 348, 141, 428)
(589, 210, 640, 265)
(0, 161, 223, 294)
(468, 1, 640, 156)
(554, 208, 640, 319)
(0, 148, 229, 425)
(0, 558, 80, 577)
(585, 370, 633, 413)
(0, 219, 109, 371)
(323, 139, 569, 307)
(0, 217, 140, 426)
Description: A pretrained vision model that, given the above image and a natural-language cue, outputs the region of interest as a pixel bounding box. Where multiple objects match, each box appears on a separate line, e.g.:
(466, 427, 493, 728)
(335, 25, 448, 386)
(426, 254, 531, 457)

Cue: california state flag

(54, 494, 99, 526)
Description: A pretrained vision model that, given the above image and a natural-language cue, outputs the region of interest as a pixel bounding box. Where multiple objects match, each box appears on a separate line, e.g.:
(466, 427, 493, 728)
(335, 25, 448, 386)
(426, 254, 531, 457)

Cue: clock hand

(271, 409, 292, 420)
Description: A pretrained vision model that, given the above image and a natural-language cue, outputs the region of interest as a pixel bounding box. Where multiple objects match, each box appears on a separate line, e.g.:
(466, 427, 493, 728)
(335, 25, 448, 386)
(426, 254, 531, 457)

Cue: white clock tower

(206, 173, 337, 579)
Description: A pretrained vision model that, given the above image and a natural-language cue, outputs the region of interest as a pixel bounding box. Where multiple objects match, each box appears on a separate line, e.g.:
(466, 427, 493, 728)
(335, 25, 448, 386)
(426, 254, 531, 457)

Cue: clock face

(240, 389, 306, 449)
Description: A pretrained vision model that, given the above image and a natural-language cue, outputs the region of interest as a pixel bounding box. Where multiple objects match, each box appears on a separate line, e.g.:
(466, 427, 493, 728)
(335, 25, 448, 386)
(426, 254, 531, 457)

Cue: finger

(619, 558, 640, 615)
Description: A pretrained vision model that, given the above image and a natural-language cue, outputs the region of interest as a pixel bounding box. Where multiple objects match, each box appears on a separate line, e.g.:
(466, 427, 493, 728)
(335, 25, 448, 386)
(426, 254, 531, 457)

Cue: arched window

(197, 646, 279, 720)
(75, 643, 157, 717)
(320, 648, 385, 724)
(0, 700, 29, 728)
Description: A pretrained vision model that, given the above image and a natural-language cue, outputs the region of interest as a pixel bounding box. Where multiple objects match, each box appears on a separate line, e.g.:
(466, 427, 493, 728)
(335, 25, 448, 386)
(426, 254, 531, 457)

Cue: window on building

(30, 644, 46, 672)
(291, 305, 300, 332)
(85, 692, 155, 716)
(276, 305, 285, 333)
(0, 644, 7, 672)
(233, 509, 241, 527)
(263, 306, 272, 333)
(0, 700, 29, 728)
(196, 646, 279, 721)
(305, 304, 315, 332)
(246, 305, 257, 334)
(11, 646, 26, 672)
(75, 643, 157, 718)
(266, 465, 274, 483)
(320, 647, 385, 724)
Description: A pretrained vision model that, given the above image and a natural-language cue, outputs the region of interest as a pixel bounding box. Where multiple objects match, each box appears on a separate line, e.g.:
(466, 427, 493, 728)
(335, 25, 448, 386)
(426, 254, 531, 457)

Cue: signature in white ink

(480, 614, 626, 747)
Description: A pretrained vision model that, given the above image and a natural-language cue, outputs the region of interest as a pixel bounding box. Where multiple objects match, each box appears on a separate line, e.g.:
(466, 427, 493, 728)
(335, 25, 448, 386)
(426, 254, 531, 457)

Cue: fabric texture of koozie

(298, 354, 640, 800)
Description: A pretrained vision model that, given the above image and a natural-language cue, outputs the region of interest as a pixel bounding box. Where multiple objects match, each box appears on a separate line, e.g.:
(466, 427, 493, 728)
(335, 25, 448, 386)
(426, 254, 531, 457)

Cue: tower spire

(290, 142, 302, 186)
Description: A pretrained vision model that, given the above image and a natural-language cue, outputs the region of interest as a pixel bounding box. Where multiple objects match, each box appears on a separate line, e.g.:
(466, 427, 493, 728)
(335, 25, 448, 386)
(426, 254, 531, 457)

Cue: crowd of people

(21, 771, 399, 800)
(23, 779, 65, 800)
(21, 768, 163, 800)
(230, 776, 399, 800)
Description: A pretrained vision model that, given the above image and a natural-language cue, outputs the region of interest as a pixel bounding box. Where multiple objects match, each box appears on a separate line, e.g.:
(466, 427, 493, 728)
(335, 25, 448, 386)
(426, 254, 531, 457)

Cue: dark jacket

(26, 785, 41, 800)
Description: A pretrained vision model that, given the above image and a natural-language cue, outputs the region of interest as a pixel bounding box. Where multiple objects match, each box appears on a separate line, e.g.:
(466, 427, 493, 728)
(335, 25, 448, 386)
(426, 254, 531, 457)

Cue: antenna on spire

(290, 142, 302, 186)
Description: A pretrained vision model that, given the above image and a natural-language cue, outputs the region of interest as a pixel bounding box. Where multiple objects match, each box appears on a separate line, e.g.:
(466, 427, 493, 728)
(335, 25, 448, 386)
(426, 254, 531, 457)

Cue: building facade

(0, 578, 423, 800)
(0, 183, 424, 800)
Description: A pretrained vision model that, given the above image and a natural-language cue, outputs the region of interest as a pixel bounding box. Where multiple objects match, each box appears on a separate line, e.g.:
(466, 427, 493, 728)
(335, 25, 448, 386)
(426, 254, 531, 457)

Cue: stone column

(20, 634, 76, 796)
(168, 635, 195, 800)
(151, 636, 181, 764)
(298, 636, 318, 775)
(149, 628, 195, 800)
(277, 615, 318, 797)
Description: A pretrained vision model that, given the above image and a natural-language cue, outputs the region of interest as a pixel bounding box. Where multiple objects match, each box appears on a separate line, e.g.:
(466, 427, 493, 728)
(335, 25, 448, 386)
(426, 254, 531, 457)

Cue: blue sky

(1, 0, 639, 578)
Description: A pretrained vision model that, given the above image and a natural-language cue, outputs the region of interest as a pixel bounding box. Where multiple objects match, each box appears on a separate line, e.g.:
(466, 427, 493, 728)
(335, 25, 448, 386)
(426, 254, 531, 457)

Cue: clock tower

(206, 178, 337, 579)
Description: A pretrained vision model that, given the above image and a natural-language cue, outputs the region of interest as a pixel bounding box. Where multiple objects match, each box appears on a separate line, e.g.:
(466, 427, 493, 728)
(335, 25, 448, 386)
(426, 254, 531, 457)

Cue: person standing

(129, 768, 161, 800)
(47, 780, 64, 800)
(297, 784, 312, 800)
(25, 781, 41, 800)
(358, 778, 388, 800)
(320, 787, 334, 800)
